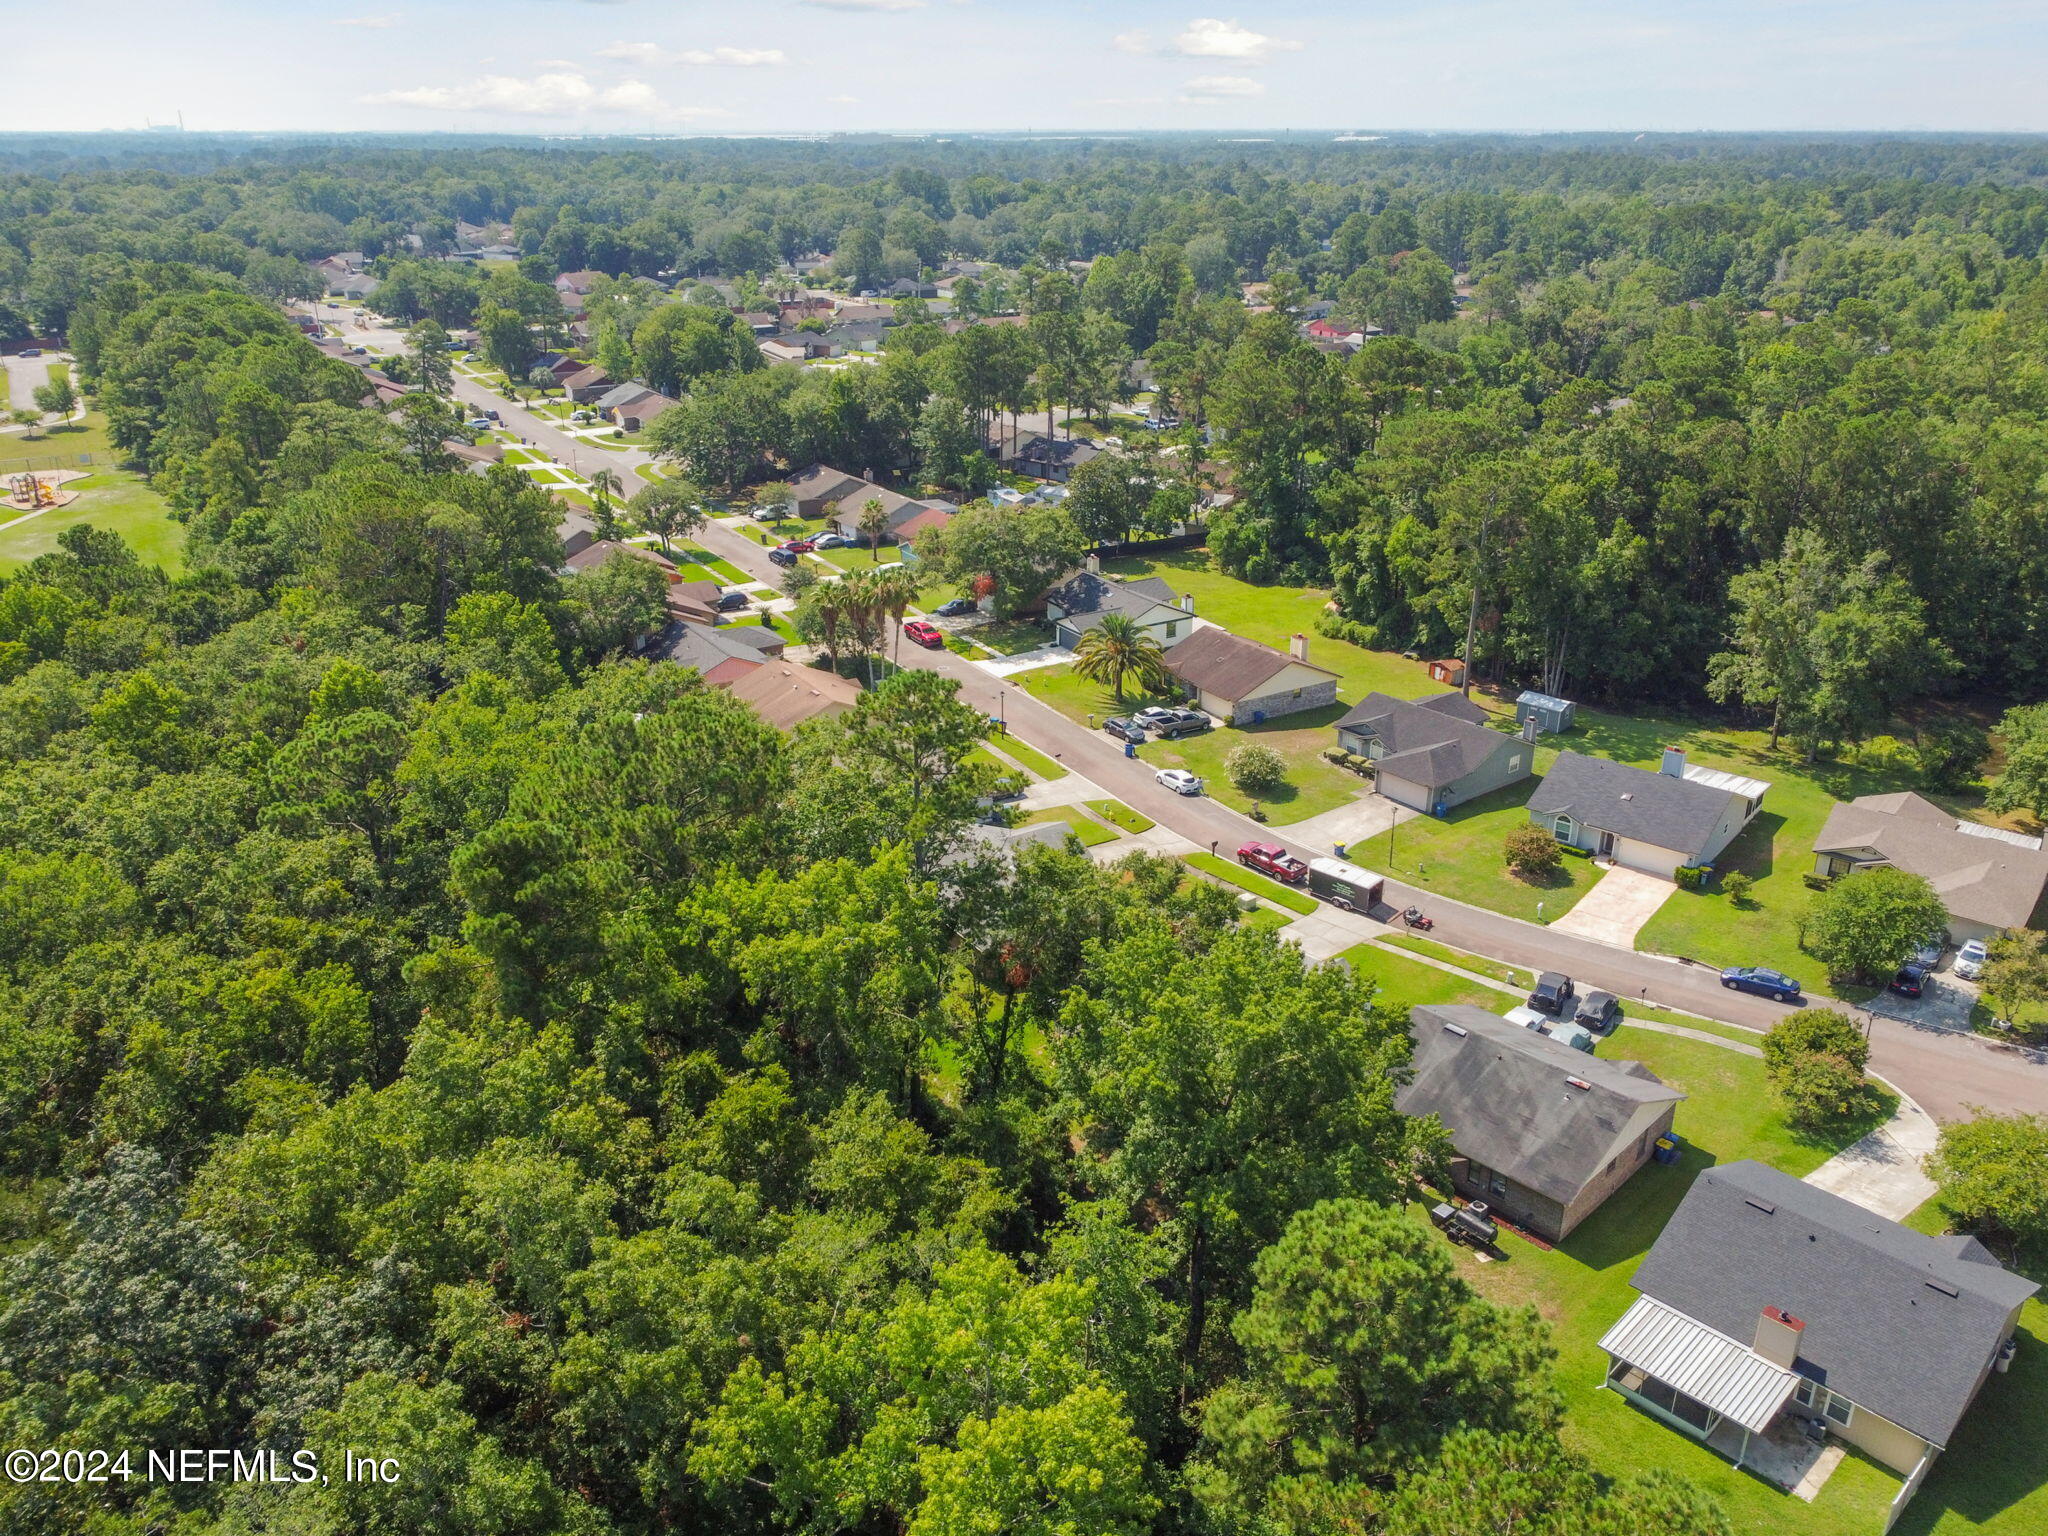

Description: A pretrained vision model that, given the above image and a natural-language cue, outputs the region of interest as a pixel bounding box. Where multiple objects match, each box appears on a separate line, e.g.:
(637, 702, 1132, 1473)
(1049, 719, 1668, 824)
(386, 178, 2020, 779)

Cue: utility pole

(1460, 505, 1488, 700)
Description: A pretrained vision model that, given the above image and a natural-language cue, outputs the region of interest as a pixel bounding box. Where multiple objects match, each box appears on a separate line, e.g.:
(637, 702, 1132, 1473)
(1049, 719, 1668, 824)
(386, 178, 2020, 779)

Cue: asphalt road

(351, 317, 2048, 1123)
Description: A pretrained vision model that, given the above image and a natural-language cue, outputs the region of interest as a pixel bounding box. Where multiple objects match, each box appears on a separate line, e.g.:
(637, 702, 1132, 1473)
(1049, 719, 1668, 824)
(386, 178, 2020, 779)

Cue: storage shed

(1427, 658, 1467, 686)
(1516, 690, 1576, 734)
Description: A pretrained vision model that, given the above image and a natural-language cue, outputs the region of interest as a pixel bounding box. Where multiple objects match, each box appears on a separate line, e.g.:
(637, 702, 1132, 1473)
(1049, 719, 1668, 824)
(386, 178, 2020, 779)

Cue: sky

(7, 1, 2048, 136)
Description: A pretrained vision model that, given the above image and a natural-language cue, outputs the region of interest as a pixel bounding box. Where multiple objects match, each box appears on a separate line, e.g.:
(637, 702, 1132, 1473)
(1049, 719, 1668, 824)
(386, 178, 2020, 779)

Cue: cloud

(333, 13, 398, 25)
(1177, 74, 1264, 102)
(796, 0, 924, 10)
(827, 94, 859, 104)
(1174, 18, 1301, 63)
(366, 71, 727, 119)
(596, 42, 786, 67)
(1112, 30, 1152, 54)
(1094, 95, 1167, 107)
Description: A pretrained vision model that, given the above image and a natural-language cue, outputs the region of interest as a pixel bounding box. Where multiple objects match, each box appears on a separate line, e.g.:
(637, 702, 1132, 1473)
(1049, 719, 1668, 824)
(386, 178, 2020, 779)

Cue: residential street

(354, 319, 2048, 1125)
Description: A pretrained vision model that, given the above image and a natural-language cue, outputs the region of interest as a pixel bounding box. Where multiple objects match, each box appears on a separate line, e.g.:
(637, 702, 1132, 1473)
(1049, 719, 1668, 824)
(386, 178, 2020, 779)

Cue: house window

(1794, 1378, 1816, 1408)
(1823, 1392, 1853, 1427)
(1553, 815, 1575, 844)
(1164, 622, 1178, 639)
(1507, 754, 1522, 770)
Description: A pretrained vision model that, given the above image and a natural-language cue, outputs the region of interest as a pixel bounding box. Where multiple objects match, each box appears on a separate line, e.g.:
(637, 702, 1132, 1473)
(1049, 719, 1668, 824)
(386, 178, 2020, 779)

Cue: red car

(1237, 841, 1308, 884)
(780, 537, 817, 553)
(902, 618, 944, 649)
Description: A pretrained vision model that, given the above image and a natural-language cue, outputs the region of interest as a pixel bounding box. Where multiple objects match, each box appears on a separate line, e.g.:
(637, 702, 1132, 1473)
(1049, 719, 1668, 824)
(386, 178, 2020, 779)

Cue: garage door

(1377, 774, 1432, 812)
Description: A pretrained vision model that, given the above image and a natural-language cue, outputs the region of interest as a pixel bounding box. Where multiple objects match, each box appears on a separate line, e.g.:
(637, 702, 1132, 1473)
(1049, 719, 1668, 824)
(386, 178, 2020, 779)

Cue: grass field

(1356, 778, 1604, 923)
(985, 732, 1067, 781)
(1183, 851, 1319, 914)
(1336, 941, 1510, 1009)
(1021, 805, 1119, 847)
(1380, 932, 1535, 988)
(0, 407, 184, 579)
(1085, 799, 1155, 834)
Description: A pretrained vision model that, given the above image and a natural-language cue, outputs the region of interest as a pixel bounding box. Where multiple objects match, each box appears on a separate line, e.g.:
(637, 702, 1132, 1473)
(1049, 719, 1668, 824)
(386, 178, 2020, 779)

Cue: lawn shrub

(1503, 823, 1562, 878)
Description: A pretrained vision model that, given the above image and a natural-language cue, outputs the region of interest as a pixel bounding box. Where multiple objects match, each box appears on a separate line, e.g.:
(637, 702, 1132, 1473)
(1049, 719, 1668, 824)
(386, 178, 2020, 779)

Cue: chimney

(1660, 746, 1686, 778)
(1290, 633, 1309, 663)
(1753, 1306, 1805, 1369)
(1084, 553, 1101, 574)
(1181, 593, 1194, 612)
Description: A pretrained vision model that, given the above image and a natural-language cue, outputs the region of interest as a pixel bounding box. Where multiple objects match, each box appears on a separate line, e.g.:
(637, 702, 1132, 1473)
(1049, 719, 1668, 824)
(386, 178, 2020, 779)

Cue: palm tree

(872, 565, 925, 666)
(1071, 612, 1172, 703)
(807, 582, 847, 675)
(587, 467, 621, 523)
(858, 496, 890, 560)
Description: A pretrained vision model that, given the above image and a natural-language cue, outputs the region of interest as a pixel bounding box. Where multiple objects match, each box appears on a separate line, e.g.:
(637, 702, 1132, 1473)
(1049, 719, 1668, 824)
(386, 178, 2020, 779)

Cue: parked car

(1133, 707, 1181, 729)
(1573, 990, 1621, 1033)
(1150, 708, 1212, 740)
(1527, 971, 1575, 1015)
(18, 347, 41, 357)
(1102, 716, 1147, 744)
(1504, 1005, 1550, 1030)
(715, 589, 750, 611)
(1954, 939, 1989, 980)
(482, 409, 500, 421)
(768, 547, 798, 568)
(933, 597, 976, 617)
(1155, 768, 1203, 796)
(903, 619, 944, 649)
(814, 531, 853, 549)
(1720, 966, 1802, 1002)
(1890, 962, 1930, 999)
(570, 410, 593, 422)
(465, 418, 492, 430)
(779, 537, 816, 554)
(1910, 936, 1945, 969)
(1237, 842, 1308, 884)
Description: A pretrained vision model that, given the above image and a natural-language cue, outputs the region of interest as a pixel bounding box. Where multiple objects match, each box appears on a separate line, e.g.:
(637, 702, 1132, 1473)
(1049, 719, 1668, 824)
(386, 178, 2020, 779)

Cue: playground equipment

(6, 472, 55, 510)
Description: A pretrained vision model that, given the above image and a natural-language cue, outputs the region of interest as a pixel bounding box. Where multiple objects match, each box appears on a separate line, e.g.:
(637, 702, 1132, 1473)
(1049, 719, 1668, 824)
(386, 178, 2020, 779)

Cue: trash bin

(1653, 1135, 1681, 1166)
(1123, 741, 1137, 759)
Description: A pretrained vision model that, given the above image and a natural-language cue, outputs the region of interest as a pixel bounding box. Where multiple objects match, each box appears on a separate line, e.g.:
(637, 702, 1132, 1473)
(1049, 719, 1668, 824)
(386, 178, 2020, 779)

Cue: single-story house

(823, 485, 953, 545)
(330, 273, 381, 302)
(563, 539, 681, 583)
(649, 621, 764, 687)
(554, 270, 603, 296)
(541, 353, 586, 383)
(1812, 792, 2048, 944)
(562, 365, 613, 403)
(1399, 1004, 1685, 1242)
(727, 658, 861, 731)
(666, 580, 727, 628)
(1162, 628, 1340, 724)
(738, 312, 780, 335)
(557, 511, 599, 558)
(1041, 568, 1192, 650)
(761, 335, 840, 364)
(832, 300, 893, 324)
(592, 381, 679, 433)
(1528, 748, 1769, 879)
(1334, 692, 1534, 813)
(882, 277, 938, 299)
(788, 464, 874, 519)
(991, 432, 1104, 483)
(1600, 1160, 2036, 1493)
(314, 252, 366, 279)
(443, 439, 504, 476)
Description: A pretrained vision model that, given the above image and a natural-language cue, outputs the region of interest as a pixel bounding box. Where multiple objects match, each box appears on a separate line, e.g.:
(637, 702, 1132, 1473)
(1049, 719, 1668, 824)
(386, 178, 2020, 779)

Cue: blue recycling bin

(1653, 1135, 1681, 1166)
(1123, 741, 1137, 759)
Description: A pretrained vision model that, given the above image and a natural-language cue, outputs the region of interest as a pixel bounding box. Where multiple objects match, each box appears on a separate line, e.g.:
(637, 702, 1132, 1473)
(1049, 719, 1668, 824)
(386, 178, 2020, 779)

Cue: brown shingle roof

(1164, 626, 1336, 702)
(1814, 792, 2048, 930)
(727, 660, 862, 730)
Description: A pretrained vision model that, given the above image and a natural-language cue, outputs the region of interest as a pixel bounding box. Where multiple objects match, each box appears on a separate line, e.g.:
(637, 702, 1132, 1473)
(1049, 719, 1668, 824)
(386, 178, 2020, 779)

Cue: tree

(406, 318, 454, 395)
(1761, 1008, 1879, 1128)
(1802, 865, 1948, 981)
(1988, 704, 2048, 821)
(8, 406, 39, 438)
(858, 495, 890, 558)
(1071, 612, 1171, 703)
(627, 475, 706, 553)
(31, 372, 77, 422)
(1762, 1007, 1870, 1077)
(562, 549, 667, 658)
(475, 301, 537, 384)
(1190, 1199, 1556, 1528)
(1926, 1112, 2048, 1257)
(586, 467, 622, 523)
(1979, 928, 2048, 1039)
(1504, 822, 1563, 878)
(913, 502, 1086, 618)
(1225, 740, 1287, 794)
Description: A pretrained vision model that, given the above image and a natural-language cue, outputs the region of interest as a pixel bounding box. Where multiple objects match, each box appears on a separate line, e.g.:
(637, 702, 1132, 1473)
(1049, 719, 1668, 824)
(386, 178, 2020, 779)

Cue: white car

(1155, 768, 1203, 796)
(1503, 1006, 1549, 1030)
(813, 531, 853, 548)
(1954, 939, 1988, 980)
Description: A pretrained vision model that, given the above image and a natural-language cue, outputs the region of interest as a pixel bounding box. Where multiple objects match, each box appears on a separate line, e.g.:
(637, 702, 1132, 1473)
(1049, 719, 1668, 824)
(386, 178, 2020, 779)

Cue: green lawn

(0, 467, 184, 574)
(1381, 933, 1534, 989)
(970, 618, 1055, 656)
(1355, 778, 1603, 924)
(1336, 941, 1511, 1009)
(1239, 906, 1295, 937)
(1021, 805, 1119, 848)
(984, 732, 1067, 782)
(1183, 851, 1319, 914)
(1412, 1023, 1912, 1536)
(679, 549, 749, 584)
(1024, 664, 1362, 823)
(742, 612, 801, 646)
(1085, 799, 1155, 834)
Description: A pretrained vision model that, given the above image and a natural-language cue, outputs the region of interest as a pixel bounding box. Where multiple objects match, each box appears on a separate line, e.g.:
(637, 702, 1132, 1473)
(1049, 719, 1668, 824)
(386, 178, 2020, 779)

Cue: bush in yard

(1926, 1112, 2048, 1257)
(1502, 823, 1561, 879)
(1802, 865, 1948, 982)
(1673, 864, 1707, 892)
(1763, 1009, 1877, 1130)
(1762, 1008, 1869, 1077)
(1914, 719, 1990, 793)
(1225, 743, 1287, 794)
(1721, 870, 1754, 906)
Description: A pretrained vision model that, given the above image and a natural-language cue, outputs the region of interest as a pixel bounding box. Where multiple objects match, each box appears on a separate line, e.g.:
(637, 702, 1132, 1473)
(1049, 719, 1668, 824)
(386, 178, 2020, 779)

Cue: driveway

(1547, 865, 1675, 946)
(1801, 1094, 1939, 1220)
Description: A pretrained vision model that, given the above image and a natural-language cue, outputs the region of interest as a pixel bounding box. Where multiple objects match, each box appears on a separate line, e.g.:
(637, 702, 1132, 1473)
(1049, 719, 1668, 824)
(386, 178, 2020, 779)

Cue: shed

(1516, 690, 1576, 734)
(1428, 658, 1467, 686)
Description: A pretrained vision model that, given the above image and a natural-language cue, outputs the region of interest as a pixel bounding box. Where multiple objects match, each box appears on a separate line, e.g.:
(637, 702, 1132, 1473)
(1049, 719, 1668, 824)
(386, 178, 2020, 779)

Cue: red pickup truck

(1237, 841, 1308, 884)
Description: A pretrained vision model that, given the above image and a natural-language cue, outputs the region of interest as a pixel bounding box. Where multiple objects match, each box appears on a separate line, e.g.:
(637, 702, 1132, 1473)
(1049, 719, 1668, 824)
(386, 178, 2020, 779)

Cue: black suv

(1102, 716, 1148, 744)
(768, 547, 798, 567)
(716, 589, 750, 611)
(1573, 990, 1621, 1034)
(1527, 972, 1575, 1015)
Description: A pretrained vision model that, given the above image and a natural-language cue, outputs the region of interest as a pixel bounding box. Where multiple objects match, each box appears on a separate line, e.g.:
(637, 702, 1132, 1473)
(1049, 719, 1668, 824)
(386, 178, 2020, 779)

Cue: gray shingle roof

(1528, 750, 1735, 857)
(1335, 691, 1517, 789)
(1814, 792, 2048, 931)
(1397, 1005, 1684, 1205)
(1163, 626, 1335, 702)
(1629, 1161, 2038, 1447)
(1043, 571, 1180, 634)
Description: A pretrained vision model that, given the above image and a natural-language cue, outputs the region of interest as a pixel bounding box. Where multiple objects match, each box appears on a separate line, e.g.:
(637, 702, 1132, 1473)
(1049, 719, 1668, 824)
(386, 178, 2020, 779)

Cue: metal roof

(1599, 1295, 1798, 1434)
(1680, 762, 1773, 802)
(1516, 689, 1572, 711)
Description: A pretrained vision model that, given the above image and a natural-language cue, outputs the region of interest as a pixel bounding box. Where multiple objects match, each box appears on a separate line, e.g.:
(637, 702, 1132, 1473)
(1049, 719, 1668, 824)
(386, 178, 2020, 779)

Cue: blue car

(1721, 966, 1802, 1002)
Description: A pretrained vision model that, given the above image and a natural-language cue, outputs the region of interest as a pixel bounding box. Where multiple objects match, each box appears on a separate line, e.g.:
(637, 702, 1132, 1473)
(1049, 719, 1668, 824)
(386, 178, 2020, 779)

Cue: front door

(1597, 829, 1617, 857)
